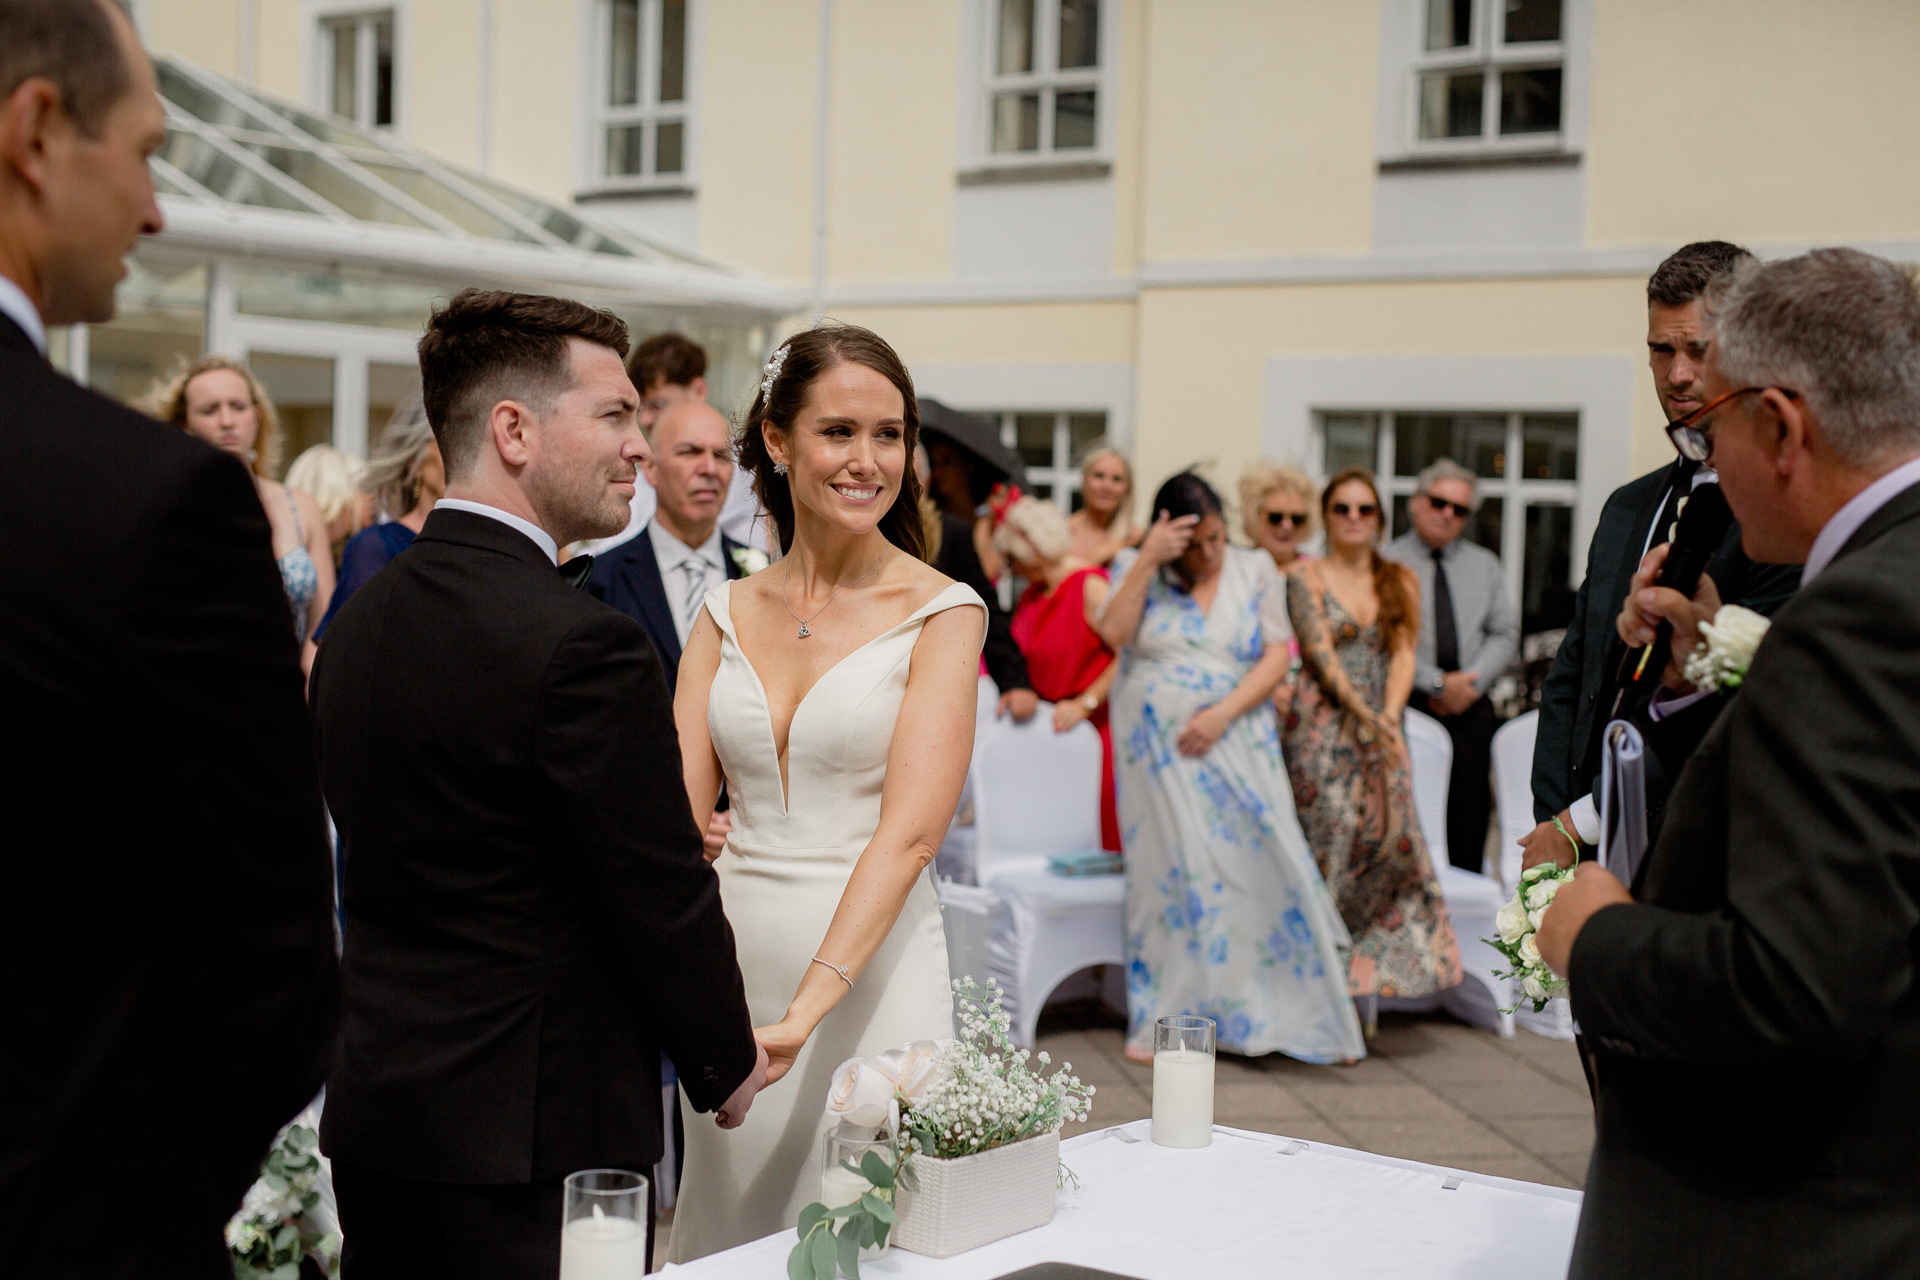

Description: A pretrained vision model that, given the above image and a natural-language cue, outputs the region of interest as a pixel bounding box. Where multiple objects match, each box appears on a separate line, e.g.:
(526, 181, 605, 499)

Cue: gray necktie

(679, 556, 709, 631)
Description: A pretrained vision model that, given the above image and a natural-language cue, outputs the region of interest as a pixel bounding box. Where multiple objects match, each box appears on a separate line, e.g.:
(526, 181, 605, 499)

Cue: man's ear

(1763, 388, 1810, 479)
(490, 400, 535, 469)
(0, 78, 65, 199)
(690, 375, 708, 403)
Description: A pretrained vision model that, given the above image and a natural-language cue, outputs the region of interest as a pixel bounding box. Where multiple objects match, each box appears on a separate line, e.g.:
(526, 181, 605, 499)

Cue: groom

(312, 289, 767, 1278)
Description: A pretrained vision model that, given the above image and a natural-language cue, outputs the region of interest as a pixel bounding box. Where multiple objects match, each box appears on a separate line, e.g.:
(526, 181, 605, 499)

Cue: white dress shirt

(648, 519, 726, 648)
(0, 275, 47, 356)
(435, 498, 559, 565)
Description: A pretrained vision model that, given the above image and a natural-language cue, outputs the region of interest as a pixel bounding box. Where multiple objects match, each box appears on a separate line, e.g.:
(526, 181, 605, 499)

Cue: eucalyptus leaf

(825, 1202, 862, 1219)
(859, 1191, 897, 1224)
(267, 1264, 299, 1280)
(858, 1150, 894, 1190)
(836, 1221, 862, 1278)
(787, 1236, 813, 1280)
(873, 1217, 892, 1250)
(797, 1202, 827, 1237)
(810, 1225, 837, 1278)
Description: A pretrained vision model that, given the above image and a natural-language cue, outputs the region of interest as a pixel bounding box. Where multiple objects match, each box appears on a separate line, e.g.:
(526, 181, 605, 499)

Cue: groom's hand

(754, 1019, 808, 1088)
(1537, 863, 1632, 977)
(715, 1037, 769, 1129)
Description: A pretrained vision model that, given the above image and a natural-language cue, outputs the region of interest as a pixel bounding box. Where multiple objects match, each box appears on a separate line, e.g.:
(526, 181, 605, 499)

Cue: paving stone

(1334, 1116, 1527, 1161)
(1439, 1081, 1593, 1120)
(1213, 1082, 1317, 1123)
(1489, 1117, 1596, 1159)
(1290, 1082, 1453, 1120)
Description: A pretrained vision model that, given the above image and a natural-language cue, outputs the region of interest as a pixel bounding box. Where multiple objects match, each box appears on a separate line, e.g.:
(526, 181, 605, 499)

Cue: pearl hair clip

(759, 342, 790, 402)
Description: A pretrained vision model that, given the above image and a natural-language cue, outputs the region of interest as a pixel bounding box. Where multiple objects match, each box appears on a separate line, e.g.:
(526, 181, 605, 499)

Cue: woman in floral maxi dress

(1102, 472, 1364, 1066)
(1282, 469, 1460, 1010)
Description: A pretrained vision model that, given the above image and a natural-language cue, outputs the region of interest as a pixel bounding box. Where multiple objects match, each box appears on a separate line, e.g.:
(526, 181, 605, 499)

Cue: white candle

(559, 1203, 647, 1280)
(1151, 1047, 1215, 1148)
(820, 1162, 872, 1209)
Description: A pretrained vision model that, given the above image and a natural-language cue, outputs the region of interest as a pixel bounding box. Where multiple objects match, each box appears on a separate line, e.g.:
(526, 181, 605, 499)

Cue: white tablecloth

(659, 1119, 1581, 1279)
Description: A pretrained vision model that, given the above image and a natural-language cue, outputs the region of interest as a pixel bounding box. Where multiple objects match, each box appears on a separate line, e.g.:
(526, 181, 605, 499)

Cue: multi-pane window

(323, 11, 395, 130)
(985, 410, 1108, 511)
(1319, 409, 1578, 635)
(985, 0, 1102, 159)
(1414, 0, 1563, 148)
(600, 0, 689, 184)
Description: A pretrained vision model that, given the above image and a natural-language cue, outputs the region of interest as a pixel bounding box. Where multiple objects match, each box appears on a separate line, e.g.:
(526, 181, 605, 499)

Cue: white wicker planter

(893, 1130, 1059, 1258)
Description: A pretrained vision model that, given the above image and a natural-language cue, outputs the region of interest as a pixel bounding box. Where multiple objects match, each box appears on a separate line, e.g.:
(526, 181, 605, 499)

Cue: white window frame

(1313, 409, 1579, 627)
(588, 0, 697, 193)
(984, 410, 1109, 514)
(1386, 0, 1577, 161)
(964, 0, 1118, 175)
(316, 7, 398, 133)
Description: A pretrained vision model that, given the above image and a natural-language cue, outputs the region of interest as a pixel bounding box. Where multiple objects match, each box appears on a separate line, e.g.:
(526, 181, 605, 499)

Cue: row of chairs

(937, 678, 1572, 1047)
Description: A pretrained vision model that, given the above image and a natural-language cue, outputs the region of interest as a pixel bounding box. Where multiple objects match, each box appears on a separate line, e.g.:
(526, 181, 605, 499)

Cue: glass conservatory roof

(149, 58, 786, 315)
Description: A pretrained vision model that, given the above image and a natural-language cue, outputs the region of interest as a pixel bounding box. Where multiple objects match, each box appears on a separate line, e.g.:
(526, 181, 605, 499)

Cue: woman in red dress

(993, 496, 1122, 852)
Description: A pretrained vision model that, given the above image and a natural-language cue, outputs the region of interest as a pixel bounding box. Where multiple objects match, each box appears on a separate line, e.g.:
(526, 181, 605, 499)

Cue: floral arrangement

(731, 545, 771, 576)
(1683, 603, 1770, 695)
(1488, 864, 1576, 1013)
(226, 1113, 340, 1280)
(788, 979, 1095, 1279)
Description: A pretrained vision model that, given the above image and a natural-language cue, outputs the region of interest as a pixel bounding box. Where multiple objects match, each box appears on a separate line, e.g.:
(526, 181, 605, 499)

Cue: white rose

(1521, 974, 1548, 1002)
(1527, 906, 1545, 932)
(825, 1057, 896, 1127)
(877, 1039, 952, 1107)
(1495, 897, 1529, 943)
(1703, 604, 1769, 671)
(1525, 879, 1560, 910)
(1519, 932, 1543, 965)
(1521, 863, 1555, 884)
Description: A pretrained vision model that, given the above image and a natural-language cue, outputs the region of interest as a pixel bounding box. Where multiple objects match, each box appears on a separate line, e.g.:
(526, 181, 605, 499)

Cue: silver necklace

(781, 551, 885, 638)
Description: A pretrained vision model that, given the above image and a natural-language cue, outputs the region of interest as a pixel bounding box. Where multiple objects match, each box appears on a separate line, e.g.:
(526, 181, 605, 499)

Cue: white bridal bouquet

(1683, 603, 1770, 695)
(789, 979, 1095, 1279)
(1487, 864, 1576, 1013)
(226, 1112, 340, 1280)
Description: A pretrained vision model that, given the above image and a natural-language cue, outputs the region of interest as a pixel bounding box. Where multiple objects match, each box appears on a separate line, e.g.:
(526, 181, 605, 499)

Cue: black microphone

(1608, 482, 1733, 720)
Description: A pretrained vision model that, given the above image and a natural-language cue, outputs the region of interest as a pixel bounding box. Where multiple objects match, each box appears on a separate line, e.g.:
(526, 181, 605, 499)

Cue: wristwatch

(1081, 693, 1100, 712)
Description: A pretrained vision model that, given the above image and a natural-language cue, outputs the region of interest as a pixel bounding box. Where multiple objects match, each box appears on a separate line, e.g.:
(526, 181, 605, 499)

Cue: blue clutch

(1047, 851, 1125, 877)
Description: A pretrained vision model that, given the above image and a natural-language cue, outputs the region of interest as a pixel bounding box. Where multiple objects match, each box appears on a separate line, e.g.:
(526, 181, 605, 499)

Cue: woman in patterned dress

(1101, 472, 1363, 1066)
(1283, 468, 1460, 1020)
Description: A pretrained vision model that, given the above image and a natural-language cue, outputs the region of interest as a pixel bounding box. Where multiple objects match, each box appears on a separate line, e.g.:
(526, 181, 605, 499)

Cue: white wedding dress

(667, 579, 983, 1263)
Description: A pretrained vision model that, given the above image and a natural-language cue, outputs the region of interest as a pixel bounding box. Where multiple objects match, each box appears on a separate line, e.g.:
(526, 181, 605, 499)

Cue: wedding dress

(667, 579, 982, 1263)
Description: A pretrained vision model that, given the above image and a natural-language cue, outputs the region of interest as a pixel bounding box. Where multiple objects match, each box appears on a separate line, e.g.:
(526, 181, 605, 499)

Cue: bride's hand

(754, 1019, 809, 1088)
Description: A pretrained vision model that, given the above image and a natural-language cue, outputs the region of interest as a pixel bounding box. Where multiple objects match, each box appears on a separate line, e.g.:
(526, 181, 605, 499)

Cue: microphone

(1608, 482, 1733, 720)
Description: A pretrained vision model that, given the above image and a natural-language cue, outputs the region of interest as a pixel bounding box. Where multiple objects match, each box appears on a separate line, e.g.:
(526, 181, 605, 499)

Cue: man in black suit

(0, 4, 339, 1275)
(1526, 241, 1800, 868)
(1540, 248, 1920, 1278)
(311, 290, 766, 1278)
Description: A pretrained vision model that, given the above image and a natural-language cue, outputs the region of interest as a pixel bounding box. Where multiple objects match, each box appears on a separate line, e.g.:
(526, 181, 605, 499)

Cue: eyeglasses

(1665, 385, 1798, 462)
(1329, 502, 1378, 519)
(1264, 511, 1309, 528)
(1424, 494, 1472, 519)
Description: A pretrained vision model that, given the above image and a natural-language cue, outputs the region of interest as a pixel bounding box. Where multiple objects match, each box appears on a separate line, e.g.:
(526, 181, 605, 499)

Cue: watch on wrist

(1080, 693, 1100, 712)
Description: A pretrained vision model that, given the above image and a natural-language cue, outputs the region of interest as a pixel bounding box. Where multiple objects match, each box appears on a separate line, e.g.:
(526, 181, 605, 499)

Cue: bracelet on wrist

(810, 955, 853, 989)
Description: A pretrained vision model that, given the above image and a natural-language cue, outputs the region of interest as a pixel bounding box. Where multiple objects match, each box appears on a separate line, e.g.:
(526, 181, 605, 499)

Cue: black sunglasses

(1264, 511, 1309, 528)
(1424, 494, 1472, 519)
(1329, 502, 1378, 519)
(1665, 385, 1798, 462)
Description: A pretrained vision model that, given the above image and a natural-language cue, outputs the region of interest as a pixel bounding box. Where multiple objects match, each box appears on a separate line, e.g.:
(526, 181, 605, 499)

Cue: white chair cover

(1490, 710, 1539, 891)
(933, 676, 1008, 886)
(1403, 708, 1454, 871)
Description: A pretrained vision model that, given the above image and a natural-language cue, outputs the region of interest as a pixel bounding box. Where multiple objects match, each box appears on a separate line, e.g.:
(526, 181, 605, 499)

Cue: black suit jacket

(933, 512, 1031, 695)
(584, 523, 748, 694)
(311, 509, 756, 1184)
(0, 316, 338, 1276)
(1567, 481, 1920, 1279)
(1532, 460, 1800, 826)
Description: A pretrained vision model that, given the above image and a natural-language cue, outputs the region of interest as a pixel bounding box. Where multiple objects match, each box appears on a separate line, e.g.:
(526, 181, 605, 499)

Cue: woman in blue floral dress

(1100, 473, 1364, 1065)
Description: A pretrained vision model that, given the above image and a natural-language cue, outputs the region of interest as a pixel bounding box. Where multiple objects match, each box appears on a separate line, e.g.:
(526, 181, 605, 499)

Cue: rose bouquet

(788, 979, 1095, 1279)
(1683, 603, 1770, 695)
(226, 1112, 340, 1280)
(1487, 864, 1575, 1013)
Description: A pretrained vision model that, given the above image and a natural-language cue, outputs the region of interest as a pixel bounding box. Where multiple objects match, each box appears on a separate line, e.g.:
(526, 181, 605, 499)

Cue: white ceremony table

(658, 1119, 1582, 1279)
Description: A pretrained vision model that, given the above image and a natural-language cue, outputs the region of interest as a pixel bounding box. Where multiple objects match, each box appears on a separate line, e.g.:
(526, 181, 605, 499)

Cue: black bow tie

(559, 554, 594, 590)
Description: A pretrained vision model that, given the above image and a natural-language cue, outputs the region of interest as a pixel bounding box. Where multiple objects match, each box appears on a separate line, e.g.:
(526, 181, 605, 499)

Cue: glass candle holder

(821, 1124, 893, 1262)
(560, 1168, 648, 1280)
(1151, 1015, 1216, 1148)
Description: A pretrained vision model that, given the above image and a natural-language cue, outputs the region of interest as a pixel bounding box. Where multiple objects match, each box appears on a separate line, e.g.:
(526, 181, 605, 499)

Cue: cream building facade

(128, 0, 1920, 632)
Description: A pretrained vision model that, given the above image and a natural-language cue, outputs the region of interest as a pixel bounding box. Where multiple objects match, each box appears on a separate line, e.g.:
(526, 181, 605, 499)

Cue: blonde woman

(1239, 460, 1317, 572)
(313, 397, 444, 643)
(285, 443, 370, 566)
(1069, 444, 1141, 566)
(141, 356, 334, 668)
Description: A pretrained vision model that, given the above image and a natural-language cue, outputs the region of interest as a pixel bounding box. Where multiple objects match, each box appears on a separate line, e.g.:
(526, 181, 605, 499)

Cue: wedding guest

(1540, 248, 1920, 1279)
(286, 442, 371, 566)
(1285, 469, 1460, 1015)
(312, 398, 444, 643)
(994, 495, 1120, 852)
(312, 289, 766, 1278)
(1382, 459, 1519, 871)
(141, 355, 336, 670)
(1069, 444, 1140, 566)
(0, 2, 337, 1273)
(1241, 460, 1317, 719)
(1100, 472, 1363, 1067)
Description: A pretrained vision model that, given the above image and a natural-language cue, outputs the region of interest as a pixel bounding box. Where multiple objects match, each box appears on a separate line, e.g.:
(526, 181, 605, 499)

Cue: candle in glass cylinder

(820, 1161, 873, 1209)
(1151, 1047, 1215, 1146)
(559, 1203, 647, 1280)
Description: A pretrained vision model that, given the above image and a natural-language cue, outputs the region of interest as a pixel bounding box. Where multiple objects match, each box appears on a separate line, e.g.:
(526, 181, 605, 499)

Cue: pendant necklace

(781, 550, 885, 638)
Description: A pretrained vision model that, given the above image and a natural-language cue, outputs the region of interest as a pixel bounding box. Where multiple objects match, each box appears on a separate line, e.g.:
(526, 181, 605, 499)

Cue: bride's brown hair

(1319, 467, 1418, 653)
(739, 323, 929, 560)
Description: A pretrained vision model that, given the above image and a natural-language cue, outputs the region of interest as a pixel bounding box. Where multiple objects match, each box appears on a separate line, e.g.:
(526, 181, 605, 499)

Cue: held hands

(1616, 544, 1723, 691)
(1519, 811, 1580, 872)
(703, 810, 732, 863)
(715, 1036, 770, 1129)
(1138, 509, 1199, 569)
(997, 688, 1040, 723)
(1053, 697, 1091, 733)
(753, 1019, 809, 1089)
(1535, 862, 1632, 977)
(1176, 705, 1230, 757)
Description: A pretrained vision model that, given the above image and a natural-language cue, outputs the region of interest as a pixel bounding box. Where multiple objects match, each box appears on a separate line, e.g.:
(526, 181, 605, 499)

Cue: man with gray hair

(1384, 457, 1519, 870)
(1539, 247, 1920, 1278)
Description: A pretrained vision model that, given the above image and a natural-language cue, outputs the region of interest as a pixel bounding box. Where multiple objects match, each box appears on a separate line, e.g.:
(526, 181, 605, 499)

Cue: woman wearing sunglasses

(1283, 468, 1461, 1028)
(1240, 462, 1318, 719)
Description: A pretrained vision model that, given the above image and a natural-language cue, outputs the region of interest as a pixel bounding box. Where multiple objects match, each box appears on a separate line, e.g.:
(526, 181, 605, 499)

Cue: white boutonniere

(1682, 603, 1770, 695)
(730, 545, 770, 576)
(1485, 864, 1574, 1013)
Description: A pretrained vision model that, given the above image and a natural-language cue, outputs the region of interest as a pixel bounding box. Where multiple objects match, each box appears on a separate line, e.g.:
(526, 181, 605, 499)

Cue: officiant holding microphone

(1538, 248, 1920, 1279)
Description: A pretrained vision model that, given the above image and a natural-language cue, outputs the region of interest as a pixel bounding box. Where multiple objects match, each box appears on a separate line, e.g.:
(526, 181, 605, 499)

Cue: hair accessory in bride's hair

(759, 341, 790, 402)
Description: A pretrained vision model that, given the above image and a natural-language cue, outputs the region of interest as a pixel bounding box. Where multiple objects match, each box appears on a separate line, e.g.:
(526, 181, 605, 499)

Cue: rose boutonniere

(1682, 604, 1770, 695)
(731, 545, 770, 576)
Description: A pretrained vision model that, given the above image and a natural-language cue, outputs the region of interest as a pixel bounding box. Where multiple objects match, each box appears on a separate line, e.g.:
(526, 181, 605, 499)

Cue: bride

(666, 324, 985, 1262)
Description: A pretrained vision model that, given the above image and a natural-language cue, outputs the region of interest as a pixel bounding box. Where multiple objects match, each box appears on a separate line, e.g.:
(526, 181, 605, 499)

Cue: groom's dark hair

(418, 289, 631, 479)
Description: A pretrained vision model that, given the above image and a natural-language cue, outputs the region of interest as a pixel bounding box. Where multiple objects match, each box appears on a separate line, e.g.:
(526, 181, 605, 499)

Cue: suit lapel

(618, 526, 683, 671)
(721, 534, 746, 581)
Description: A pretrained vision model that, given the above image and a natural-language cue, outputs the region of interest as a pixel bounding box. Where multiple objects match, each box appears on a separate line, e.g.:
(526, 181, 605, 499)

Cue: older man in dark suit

(1540, 247, 1920, 1279)
(0, 4, 339, 1275)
